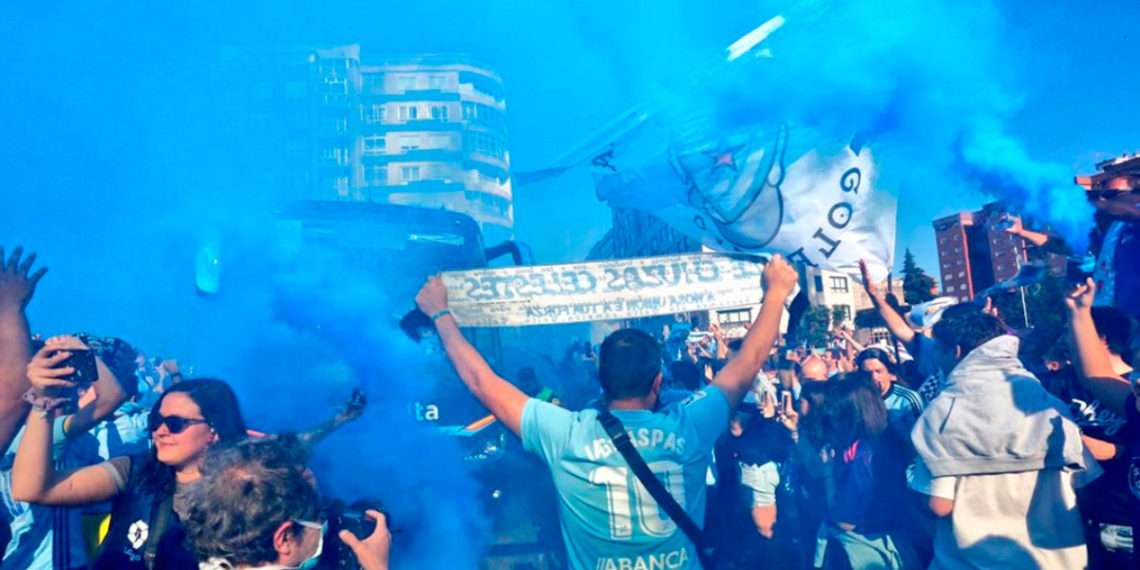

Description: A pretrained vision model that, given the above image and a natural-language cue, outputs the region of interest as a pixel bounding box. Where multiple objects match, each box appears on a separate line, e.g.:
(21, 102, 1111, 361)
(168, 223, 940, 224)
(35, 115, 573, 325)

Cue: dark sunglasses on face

(149, 411, 209, 434)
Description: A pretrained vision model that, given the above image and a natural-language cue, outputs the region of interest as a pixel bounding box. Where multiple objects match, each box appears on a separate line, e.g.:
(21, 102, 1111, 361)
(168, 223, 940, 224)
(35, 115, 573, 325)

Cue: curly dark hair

(183, 438, 319, 566)
(932, 306, 1006, 357)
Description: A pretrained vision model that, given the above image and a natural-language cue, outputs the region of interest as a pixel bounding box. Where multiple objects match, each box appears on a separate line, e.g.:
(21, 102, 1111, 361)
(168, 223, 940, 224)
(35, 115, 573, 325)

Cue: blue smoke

(1, 1, 1135, 567)
(557, 0, 1097, 253)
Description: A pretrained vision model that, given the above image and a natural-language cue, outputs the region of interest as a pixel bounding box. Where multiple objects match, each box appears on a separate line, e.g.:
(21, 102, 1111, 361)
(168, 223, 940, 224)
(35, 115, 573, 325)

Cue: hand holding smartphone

(41, 347, 98, 414)
(58, 349, 98, 387)
(760, 388, 777, 419)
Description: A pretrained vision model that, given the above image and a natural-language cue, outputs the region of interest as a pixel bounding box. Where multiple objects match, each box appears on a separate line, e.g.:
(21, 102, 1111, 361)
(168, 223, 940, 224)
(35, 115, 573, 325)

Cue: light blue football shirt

(521, 386, 730, 570)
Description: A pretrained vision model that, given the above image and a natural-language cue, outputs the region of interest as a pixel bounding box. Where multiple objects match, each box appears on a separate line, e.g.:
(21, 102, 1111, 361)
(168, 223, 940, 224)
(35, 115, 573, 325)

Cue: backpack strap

(597, 408, 712, 569)
(142, 485, 175, 569)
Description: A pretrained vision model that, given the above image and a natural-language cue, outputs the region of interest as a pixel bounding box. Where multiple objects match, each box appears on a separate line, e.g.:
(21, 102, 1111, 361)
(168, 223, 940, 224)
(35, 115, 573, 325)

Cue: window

(462, 101, 476, 121)
(400, 166, 421, 182)
(427, 74, 449, 90)
(958, 271, 965, 278)
(834, 305, 851, 323)
(718, 308, 752, 325)
(465, 133, 505, 160)
(363, 136, 386, 155)
(397, 104, 419, 122)
(395, 75, 417, 91)
(813, 275, 824, 293)
(430, 105, 449, 121)
(365, 165, 387, 186)
(829, 276, 849, 293)
(364, 104, 385, 124)
(333, 176, 349, 196)
(946, 285, 955, 293)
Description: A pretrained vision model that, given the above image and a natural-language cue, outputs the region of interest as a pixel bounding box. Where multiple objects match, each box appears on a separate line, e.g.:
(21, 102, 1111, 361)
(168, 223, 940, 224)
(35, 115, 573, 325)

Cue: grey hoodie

(911, 335, 1087, 478)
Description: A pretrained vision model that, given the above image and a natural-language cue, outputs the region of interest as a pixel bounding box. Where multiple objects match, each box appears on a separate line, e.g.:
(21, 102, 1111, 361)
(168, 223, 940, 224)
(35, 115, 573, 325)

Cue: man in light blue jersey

(854, 346, 924, 444)
(416, 255, 799, 570)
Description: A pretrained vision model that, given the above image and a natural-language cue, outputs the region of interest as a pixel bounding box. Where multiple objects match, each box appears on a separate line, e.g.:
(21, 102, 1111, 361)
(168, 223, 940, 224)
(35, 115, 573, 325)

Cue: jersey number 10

(588, 461, 685, 540)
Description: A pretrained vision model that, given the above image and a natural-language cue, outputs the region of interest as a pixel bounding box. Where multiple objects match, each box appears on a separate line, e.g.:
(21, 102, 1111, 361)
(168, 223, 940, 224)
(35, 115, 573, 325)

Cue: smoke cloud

(1, 1, 1132, 566)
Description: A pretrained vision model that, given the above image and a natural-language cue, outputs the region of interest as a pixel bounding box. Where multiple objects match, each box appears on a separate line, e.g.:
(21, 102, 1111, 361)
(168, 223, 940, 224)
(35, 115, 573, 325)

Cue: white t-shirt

(909, 462, 1087, 570)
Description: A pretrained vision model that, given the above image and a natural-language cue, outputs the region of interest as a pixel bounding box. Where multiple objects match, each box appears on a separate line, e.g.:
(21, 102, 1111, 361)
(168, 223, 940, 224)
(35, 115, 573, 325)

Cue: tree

(902, 249, 937, 305)
(797, 306, 832, 348)
(988, 274, 1067, 333)
(831, 305, 850, 328)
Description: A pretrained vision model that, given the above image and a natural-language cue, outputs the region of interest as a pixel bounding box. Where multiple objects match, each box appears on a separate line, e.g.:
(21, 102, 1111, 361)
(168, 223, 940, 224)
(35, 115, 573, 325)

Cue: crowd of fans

(0, 172, 1135, 569)
(414, 172, 1138, 569)
(0, 246, 387, 570)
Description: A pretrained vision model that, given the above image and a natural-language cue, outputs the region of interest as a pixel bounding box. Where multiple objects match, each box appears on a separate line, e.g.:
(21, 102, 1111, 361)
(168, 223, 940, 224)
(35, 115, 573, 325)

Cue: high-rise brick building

(933, 202, 1029, 301)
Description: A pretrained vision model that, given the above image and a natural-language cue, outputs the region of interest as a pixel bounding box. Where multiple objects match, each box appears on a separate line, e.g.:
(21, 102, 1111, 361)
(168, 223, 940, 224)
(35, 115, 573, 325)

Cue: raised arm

(297, 388, 367, 447)
(837, 328, 866, 355)
(38, 335, 129, 439)
(712, 255, 798, 408)
(1065, 278, 1131, 414)
(415, 277, 528, 436)
(1002, 215, 1052, 248)
(0, 247, 47, 452)
(859, 260, 915, 345)
(12, 344, 124, 505)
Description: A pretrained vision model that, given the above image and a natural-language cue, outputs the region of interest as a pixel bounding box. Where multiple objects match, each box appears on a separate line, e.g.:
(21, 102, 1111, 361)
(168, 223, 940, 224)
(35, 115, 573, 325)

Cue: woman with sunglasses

(13, 346, 247, 570)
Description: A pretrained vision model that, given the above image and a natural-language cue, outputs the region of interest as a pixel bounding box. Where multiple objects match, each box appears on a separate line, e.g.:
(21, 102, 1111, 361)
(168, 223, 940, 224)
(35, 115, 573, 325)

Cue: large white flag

(589, 115, 897, 279)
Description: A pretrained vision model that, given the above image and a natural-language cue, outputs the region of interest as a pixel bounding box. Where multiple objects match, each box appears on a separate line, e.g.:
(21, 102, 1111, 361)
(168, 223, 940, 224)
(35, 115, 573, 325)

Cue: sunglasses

(148, 411, 209, 434)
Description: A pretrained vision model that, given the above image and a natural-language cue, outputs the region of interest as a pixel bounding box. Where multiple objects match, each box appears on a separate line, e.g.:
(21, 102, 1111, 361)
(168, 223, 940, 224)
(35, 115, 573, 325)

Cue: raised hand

(0, 247, 47, 313)
(762, 254, 799, 297)
(1001, 215, 1024, 235)
(858, 259, 883, 300)
(982, 296, 1000, 318)
(159, 359, 180, 376)
(336, 388, 368, 423)
(415, 276, 449, 318)
(338, 510, 392, 570)
(758, 388, 777, 419)
(1064, 278, 1097, 314)
(25, 335, 89, 397)
(778, 395, 799, 433)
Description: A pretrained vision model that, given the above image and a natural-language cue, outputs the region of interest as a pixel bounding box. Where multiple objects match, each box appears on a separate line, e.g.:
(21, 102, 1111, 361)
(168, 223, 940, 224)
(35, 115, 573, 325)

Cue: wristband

(430, 309, 452, 322)
(22, 388, 66, 417)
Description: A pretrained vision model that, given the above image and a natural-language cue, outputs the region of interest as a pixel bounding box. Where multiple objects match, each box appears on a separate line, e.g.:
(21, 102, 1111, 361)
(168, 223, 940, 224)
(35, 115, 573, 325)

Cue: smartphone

(761, 388, 777, 419)
(43, 349, 98, 414)
(59, 349, 99, 387)
(781, 391, 793, 412)
(1065, 258, 1093, 285)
